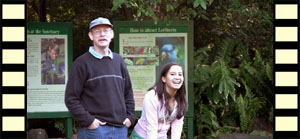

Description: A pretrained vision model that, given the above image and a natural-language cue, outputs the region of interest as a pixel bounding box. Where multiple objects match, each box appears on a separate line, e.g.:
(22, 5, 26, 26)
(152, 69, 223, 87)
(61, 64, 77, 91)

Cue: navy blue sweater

(65, 52, 135, 127)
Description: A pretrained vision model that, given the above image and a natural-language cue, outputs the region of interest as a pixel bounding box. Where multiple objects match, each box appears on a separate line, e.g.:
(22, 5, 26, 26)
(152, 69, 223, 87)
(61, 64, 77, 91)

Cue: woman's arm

(143, 90, 159, 138)
(171, 116, 184, 139)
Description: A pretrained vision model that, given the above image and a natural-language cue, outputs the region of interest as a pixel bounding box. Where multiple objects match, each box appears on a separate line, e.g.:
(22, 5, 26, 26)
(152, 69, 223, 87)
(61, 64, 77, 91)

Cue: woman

(131, 62, 187, 139)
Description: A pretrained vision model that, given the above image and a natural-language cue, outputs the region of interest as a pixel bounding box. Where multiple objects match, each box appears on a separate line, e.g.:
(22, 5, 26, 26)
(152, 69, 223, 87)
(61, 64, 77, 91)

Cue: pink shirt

(134, 90, 184, 139)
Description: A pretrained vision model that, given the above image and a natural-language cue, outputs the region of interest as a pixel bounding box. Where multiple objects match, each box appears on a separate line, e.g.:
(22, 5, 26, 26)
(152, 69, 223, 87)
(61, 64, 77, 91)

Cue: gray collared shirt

(89, 46, 113, 59)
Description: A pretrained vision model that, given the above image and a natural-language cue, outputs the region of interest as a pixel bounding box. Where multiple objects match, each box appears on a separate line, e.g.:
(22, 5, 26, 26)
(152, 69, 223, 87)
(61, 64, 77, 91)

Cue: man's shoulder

(112, 52, 122, 59)
(76, 52, 91, 60)
(72, 52, 91, 65)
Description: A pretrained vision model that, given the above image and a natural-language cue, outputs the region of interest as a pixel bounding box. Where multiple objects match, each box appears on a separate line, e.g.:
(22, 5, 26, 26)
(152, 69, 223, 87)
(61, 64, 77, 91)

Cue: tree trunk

(121, 4, 133, 20)
(30, 0, 39, 15)
(39, 0, 46, 22)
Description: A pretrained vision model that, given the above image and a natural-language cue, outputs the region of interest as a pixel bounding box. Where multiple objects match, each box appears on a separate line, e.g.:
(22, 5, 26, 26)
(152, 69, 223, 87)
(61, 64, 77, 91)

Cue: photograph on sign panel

(41, 38, 66, 85)
(156, 37, 185, 72)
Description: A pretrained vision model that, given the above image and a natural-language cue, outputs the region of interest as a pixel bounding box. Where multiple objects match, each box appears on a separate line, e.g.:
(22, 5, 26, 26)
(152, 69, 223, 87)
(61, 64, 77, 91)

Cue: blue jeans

(77, 125, 128, 139)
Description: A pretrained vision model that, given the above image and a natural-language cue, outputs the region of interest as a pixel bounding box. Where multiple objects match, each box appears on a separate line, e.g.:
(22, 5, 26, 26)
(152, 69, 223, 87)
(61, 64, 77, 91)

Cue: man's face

(88, 25, 114, 49)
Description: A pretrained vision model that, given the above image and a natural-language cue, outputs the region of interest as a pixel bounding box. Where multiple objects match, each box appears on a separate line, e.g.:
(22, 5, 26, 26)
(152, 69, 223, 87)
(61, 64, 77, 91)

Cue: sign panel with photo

(114, 22, 193, 111)
(27, 22, 72, 113)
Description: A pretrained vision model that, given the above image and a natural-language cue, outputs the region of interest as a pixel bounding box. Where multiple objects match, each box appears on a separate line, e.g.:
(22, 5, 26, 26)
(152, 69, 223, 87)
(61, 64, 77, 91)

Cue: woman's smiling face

(162, 65, 184, 93)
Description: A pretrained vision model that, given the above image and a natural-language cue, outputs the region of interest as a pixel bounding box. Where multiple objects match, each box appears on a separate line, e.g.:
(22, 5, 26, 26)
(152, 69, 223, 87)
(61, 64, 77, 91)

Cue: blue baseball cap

(89, 17, 113, 30)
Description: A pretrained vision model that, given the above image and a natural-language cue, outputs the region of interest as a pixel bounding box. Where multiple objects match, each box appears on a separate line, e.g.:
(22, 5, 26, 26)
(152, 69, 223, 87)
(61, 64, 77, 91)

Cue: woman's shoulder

(145, 89, 156, 97)
(143, 89, 161, 109)
(144, 89, 159, 102)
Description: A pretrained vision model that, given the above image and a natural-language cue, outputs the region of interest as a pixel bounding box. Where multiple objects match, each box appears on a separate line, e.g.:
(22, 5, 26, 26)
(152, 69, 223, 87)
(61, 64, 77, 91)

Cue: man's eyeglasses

(92, 29, 112, 36)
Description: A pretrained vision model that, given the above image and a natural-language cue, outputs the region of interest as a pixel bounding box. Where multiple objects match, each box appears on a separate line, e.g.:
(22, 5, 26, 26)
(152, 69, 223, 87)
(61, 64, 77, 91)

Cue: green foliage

(194, 39, 272, 137)
(250, 130, 272, 137)
(203, 60, 240, 104)
(194, 104, 219, 138)
(269, 106, 273, 123)
(194, 44, 270, 136)
(112, 0, 214, 21)
(48, 119, 65, 134)
(195, 102, 242, 139)
(181, 118, 189, 138)
(235, 91, 265, 132)
(48, 119, 80, 135)
(233, 50, 273, 105)
(193, 0, 272, 136)
(211, 126, 237, 139)
(193, 0, 208, 9)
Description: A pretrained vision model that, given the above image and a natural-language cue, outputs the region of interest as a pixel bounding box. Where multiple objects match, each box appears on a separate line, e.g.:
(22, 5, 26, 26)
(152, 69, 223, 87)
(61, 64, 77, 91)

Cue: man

(65, 17, 135, 138)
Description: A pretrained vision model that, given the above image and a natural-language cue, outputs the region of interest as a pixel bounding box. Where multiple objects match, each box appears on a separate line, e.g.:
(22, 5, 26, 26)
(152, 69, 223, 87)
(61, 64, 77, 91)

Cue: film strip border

(274, 0, 300, 138)
(0, 0, 27, 138)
